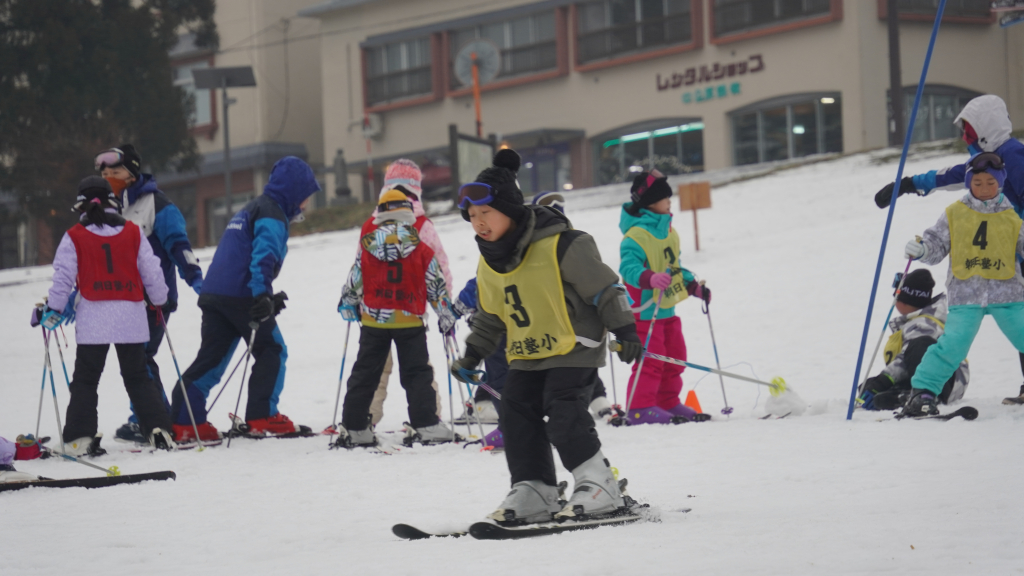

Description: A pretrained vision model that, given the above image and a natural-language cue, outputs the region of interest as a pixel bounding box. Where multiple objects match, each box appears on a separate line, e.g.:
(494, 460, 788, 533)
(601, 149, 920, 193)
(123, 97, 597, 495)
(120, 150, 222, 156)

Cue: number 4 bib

(477, 234, 576, 361)
(946, 201, 1021, 281)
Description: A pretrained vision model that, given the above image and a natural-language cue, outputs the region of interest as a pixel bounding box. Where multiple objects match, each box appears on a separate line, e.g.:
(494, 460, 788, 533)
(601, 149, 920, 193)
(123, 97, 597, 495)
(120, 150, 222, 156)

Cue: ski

(468, 513, 645, 540)
(120, 439, 223, 453)
(224, 413, 319, 440)
(896, 406, 978, 421)
(0, 471, 176, 493)
(392, 524, 469, 540)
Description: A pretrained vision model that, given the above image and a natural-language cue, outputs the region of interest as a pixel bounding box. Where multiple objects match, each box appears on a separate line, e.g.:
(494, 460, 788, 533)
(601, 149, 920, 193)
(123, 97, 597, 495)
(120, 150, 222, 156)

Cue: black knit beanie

(897, 269, 935, 309)
(460, 149, 527, 223)
(626, 171, 672, 215)
(118, 143, 142, 180)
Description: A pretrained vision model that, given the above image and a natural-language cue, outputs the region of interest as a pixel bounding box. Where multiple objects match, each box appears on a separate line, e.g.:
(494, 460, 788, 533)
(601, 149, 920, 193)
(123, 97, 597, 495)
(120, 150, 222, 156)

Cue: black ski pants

(171, 299, 286, 424)
(342, 325, 438, 430)
(503, 366, 601, 486)
(63, 344, 172, 441)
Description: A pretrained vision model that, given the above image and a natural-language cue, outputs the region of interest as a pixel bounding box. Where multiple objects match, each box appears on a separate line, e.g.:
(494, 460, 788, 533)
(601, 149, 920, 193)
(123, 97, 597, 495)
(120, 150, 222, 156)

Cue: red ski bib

(360, 220, 434, 315)
(67, 222, 145, 302)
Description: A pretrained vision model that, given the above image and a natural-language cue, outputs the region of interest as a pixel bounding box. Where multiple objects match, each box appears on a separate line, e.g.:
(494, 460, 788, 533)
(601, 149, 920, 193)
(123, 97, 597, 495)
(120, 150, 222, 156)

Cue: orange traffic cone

(684, 390, 703, 414)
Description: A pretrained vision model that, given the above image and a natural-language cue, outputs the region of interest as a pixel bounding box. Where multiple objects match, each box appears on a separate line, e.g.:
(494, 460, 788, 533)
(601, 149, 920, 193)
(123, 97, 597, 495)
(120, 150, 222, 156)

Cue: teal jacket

(618, 203, 696, 320)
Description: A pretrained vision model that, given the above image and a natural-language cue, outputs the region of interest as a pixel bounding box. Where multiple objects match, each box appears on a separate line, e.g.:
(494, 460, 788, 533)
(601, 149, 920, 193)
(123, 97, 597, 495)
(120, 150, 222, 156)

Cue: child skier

(0, 436, 41, 483)
(364, 160, 452, 427)
(451, 150, 642, 524)
(42, 176, 175, 453)
(857, 269, 969, 410)
(94, 144, 204, 444)
(902, 152, 1024, 416)
(335, 189, 458, 447)
(170, 156, 320, 440)
(619, 171, 711, 424)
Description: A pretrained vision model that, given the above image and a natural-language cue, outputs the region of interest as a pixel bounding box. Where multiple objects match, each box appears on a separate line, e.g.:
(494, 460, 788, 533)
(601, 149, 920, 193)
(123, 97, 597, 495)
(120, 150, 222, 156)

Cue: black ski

(392, 524, 468, 540)
(896, 406, 978, 421)
(0, 471, 176, 493)
(468, 513, 645, 540)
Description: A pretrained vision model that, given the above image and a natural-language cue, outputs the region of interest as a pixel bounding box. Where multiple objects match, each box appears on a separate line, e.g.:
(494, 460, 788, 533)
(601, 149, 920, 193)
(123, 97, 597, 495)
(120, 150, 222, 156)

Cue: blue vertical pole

(847, 0, 948, 419)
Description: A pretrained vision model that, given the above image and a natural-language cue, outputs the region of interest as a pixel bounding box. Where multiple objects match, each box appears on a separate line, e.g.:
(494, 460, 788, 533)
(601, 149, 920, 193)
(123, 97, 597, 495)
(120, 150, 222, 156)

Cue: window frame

(362, 34, 445, 113)
(709, 0, 843, 45)
(887, 83, 983, 144)
(728, 91, 843, 166)
(172, 54, 218, 140)
(572, 0, 703, 72)
(874, 0, 995, 24)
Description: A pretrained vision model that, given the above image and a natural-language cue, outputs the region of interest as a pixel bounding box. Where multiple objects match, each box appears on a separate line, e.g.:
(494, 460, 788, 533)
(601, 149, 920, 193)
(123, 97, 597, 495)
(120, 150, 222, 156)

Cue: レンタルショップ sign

(656, 54, 764, 92)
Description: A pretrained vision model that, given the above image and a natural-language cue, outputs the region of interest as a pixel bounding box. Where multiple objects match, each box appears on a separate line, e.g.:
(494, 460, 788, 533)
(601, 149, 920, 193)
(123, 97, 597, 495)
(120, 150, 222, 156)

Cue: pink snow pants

(626, 315, 686, 410)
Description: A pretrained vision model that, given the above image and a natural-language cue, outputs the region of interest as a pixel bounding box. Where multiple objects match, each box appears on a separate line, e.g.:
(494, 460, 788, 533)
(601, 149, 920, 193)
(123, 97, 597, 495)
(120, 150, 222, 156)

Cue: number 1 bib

(947, 201, 1021, 281)
(477, 234, 576, 361)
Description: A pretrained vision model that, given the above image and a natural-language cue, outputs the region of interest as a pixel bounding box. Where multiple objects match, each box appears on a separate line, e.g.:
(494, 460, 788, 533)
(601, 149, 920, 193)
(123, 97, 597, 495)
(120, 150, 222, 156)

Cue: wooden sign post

(678, 181, 711, 251)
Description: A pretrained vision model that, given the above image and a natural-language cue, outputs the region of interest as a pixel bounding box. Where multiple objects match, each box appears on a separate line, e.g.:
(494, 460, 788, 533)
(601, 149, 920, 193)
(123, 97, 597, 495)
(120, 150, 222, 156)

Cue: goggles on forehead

(94, 149, 125, 171)
(457, 182, 496, 210)
(969, 152, 1004, 172)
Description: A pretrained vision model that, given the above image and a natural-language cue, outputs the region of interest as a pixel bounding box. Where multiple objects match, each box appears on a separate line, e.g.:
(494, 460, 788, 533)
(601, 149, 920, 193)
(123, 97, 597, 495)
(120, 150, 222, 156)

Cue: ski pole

(55, 327, 71, 388)
(444, 336, 475, 441)
(206, 353, 247, 413)
(157, 309, 209, 451)
(611, 341, 786, 393)
(35, 349, 48, 441)
(702, 296, 733, 416)
(442, 334, 457, 442)
(448, 335, 487, 444)
(855, 258, 915, 405)
(227, 322, 260, 449)
(42, 330, 66, 456)
(47, 450, 121, 476)
(624, 276, 667, 413)
(607, 347, 619, 409)
(328, 322, 353, 446)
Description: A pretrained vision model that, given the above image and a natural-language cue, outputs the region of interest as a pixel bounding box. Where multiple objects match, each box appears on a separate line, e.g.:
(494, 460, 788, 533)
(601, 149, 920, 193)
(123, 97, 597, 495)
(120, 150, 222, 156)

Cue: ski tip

(468, 522, 505, 540)
(959, 406, 979, 421)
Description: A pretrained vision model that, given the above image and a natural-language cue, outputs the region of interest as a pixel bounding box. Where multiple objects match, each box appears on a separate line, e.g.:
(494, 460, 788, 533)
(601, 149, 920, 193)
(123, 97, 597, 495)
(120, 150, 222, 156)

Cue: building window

(730, 93, 842, 166)
(173, 60, 213, 127)
(888, 85, 982, 144)
(892, 0, 990, 19)
(576, 0, 692, 64)
(518, 144, 573, 195)
(449, 11, 557, 89)
(713, 0, 831, 37)
(595, 121, 704, 185)
(365, 37, 432, 106)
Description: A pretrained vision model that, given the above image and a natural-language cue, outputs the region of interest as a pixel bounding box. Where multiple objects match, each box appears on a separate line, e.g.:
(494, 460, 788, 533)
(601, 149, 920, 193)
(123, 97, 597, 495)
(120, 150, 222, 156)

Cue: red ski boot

(246, 413, 297, 436)
(173, 422, 222, 443)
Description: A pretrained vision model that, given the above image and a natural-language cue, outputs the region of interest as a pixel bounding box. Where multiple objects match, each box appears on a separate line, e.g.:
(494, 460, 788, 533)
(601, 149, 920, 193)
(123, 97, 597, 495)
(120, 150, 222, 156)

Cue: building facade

(301, 0, 1024, 202)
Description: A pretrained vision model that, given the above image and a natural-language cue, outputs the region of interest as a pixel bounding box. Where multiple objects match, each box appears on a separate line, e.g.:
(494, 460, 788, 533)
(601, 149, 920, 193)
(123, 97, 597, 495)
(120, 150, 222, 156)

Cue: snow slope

(2, 149, 1022, 575)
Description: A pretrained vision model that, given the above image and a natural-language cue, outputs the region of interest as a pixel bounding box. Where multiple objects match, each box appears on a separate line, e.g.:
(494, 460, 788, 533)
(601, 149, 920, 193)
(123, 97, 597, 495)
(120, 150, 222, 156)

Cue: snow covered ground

(2, 149, 1023, 575)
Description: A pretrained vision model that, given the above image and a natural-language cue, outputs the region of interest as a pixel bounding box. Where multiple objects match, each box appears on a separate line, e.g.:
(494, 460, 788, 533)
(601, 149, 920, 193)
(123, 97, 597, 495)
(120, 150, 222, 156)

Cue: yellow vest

(477, 234, 576, 361)
(624, 226, 688, 308)
(947, 201, 1021, 281)
(883, 314, 944, 365)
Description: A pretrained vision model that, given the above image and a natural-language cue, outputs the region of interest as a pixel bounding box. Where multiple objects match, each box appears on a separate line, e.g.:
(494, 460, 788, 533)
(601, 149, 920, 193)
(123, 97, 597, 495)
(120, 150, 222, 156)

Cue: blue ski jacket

(201, 157, 320, 300)
(122, 174, 202, 303)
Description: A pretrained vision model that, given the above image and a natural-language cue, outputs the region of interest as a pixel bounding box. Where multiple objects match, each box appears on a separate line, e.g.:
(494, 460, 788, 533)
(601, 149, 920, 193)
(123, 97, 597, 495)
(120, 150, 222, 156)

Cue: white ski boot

(554, 451, 626, 521)
(487, 480, 563, 525)
(1002, 384, 1024, 405)
(332, 425, 378, 449)
(454, 399, 499, 424)
(403, 421, 461, 446)
(589, 396, 614, 419)
(0, 465, 39, 483)
(50, 434, 106, 457)
(149, 428, 177, 451)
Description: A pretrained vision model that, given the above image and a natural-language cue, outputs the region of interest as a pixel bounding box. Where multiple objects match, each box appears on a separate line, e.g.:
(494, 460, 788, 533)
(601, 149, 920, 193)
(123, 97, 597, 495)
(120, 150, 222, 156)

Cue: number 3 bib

(477, 234, 576, 361)
(946, 201, 1021, 281)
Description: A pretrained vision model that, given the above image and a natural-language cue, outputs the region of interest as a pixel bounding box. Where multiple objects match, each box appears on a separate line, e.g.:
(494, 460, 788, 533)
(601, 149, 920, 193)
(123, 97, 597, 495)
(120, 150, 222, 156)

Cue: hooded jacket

(909, 95, 1024, 215)
(365, 189, 453, 292)
(340, 221, 450, 329)
(465, 205, 636, 371)
(918, 192, 1024, 307)
(201, 157, 320, 301)
(618, 204, 697, 321)
(122, 174, 202, 302)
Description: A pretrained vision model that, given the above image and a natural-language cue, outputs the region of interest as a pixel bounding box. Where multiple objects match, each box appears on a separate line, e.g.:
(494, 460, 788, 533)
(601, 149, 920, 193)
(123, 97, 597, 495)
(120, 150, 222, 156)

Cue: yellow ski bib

(624, 226, 688, 308)
(477, 234, 576, 361)
(947, 201, 1021, 281)
(883, 315, 944, 365)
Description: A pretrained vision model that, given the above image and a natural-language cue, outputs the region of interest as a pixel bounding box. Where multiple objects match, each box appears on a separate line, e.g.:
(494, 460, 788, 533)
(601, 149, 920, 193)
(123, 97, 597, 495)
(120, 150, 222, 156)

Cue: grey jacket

(466, 206, 635, 371)
(919, 193, 1024, 307)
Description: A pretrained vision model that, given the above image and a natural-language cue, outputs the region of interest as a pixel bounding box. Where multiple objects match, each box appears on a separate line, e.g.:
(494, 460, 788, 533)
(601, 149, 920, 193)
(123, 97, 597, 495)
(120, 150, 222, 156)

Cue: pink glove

(649, 272, 672, 290)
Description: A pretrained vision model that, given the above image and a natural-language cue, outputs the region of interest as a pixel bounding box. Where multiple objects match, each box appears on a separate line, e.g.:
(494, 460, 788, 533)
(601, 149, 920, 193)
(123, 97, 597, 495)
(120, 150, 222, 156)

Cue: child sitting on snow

(857, 269, 969, 411)
(901, 152, 1024, 416)
(619, 171, 711, 424)
(0, 436, 41, 483)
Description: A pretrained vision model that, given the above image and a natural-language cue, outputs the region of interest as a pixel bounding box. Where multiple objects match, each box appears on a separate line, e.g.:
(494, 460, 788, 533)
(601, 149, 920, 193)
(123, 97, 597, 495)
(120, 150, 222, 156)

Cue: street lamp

(192, 66, 257, 219)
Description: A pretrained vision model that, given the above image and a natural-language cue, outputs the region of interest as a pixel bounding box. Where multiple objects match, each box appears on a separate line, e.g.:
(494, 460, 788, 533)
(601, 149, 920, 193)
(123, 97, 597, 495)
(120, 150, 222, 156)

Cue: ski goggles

(457, 182, 496, 209)
(94, 148, 125, 171)
(968, 152, 1005, 172)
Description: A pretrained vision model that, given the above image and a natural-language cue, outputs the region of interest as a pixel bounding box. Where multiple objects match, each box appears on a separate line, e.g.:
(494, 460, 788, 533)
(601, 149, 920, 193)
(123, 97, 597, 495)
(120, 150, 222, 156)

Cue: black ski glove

(250, 293, 275, 323)
(862, 374, 894, 395)
(273, 291, 288, 317)
(874, 177, 917, 208)
(450, 346, 483, 383)
(611, 323, 643, 364)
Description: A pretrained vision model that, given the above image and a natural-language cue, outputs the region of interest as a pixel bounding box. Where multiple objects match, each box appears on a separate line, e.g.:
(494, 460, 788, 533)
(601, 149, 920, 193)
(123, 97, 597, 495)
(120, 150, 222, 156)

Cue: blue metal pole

(847, 0, 948, 419)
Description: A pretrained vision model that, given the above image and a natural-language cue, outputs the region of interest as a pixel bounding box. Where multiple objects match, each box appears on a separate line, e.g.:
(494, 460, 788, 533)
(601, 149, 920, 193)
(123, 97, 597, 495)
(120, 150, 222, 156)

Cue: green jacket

(618, 203, 695, 321)
(466, 206, 635, 371)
